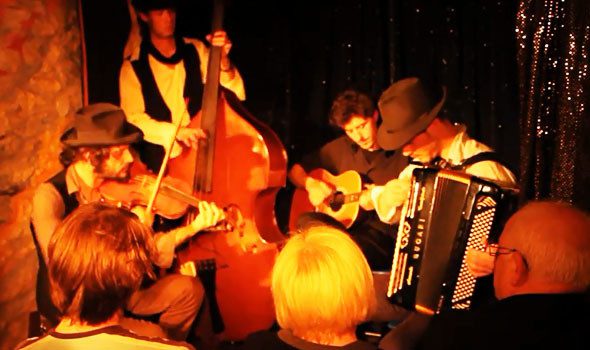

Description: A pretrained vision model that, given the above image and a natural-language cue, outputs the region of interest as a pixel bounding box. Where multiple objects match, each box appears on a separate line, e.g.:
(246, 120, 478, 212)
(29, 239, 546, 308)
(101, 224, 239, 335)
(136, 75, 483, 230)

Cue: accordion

(387, 167, 517, 315)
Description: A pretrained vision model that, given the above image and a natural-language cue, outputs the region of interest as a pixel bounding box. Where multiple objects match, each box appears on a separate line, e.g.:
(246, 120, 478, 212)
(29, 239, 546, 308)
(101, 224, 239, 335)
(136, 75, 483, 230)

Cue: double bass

(167, 0, 287, 341)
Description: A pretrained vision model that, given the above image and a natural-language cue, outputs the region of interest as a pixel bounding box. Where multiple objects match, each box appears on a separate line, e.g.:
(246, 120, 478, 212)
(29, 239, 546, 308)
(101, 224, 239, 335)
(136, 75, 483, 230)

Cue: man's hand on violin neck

(176, 127, 206, 148)
(190, 201, 224, 233)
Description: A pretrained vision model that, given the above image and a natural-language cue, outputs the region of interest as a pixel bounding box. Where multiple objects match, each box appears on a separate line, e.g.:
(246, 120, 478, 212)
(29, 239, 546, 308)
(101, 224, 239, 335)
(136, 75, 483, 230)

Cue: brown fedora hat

(61, 103, 142, 147)
(377, 77, 446, 150)
(132, 0, 179, 13)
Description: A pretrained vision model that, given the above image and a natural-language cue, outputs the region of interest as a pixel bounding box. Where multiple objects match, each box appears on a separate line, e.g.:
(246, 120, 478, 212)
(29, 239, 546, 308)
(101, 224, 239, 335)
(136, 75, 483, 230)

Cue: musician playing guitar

(288, 89, 408, 271)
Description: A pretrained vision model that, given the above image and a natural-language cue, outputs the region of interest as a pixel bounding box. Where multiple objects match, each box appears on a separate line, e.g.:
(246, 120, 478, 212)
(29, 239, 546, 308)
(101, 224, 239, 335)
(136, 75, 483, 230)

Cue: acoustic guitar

(288, 169, 364, 230)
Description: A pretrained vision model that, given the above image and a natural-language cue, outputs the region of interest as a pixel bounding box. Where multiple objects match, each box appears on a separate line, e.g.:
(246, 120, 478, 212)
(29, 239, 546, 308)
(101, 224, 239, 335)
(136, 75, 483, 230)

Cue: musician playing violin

(120, 0, 246, 173)
(31, 103, 224, 341)
(288, 89, 409, 271)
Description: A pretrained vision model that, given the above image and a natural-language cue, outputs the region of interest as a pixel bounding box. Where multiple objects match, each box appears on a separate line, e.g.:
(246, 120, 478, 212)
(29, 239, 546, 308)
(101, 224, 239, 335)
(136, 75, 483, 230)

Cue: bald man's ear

(508, 252, 528, 287)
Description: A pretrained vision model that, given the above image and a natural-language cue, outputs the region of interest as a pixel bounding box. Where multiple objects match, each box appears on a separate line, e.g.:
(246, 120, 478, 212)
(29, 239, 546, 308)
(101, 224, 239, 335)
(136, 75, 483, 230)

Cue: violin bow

(145, 105, 190, 216)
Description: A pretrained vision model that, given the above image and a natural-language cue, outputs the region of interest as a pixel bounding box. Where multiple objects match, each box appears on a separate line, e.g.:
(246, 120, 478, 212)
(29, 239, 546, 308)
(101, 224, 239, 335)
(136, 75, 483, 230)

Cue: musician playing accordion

(365, 77, 518, 350)
(368, 77, 517, 279)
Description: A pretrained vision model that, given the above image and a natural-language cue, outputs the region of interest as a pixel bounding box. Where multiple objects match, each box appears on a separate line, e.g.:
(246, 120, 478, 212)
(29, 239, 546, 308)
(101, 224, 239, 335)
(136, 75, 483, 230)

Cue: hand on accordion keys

(375, 178, 412, 218)
(466, 248, 495, 277)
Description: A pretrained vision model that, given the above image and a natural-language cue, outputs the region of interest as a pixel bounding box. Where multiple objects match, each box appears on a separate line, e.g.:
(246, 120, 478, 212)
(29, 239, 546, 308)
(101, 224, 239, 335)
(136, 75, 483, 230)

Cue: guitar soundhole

(329, 192, 345, 211)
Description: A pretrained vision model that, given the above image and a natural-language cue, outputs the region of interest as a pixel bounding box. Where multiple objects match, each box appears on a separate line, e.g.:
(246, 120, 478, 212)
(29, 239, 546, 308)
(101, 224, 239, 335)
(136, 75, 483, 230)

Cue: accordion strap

(410, 152, 515, 175)
(450, 151, 515, 175)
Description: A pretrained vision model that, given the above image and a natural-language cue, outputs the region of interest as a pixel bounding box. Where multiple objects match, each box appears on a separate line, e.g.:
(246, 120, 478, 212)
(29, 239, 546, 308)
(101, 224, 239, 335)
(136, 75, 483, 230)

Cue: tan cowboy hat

(377, 77, 446, 150)
(60, 103, 142, 147)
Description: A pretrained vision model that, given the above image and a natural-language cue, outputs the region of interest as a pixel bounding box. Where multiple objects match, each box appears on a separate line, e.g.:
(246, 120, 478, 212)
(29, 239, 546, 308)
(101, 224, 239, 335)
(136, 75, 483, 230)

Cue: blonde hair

(48, 203, 156, 324)
(272, 225, 376, 344)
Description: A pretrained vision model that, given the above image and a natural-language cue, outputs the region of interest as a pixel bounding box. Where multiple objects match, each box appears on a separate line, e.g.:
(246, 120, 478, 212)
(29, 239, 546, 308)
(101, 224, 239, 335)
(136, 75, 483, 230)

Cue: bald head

(493, 201, 590, 299)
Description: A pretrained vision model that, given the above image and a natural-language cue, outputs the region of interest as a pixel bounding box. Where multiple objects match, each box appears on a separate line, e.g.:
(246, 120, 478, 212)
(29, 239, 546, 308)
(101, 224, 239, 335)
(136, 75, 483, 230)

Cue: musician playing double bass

(30, 103, 224, 341)
(120, 0, 287, 342)
(288, 89, 409, 271)
(119, 0, 245, 173)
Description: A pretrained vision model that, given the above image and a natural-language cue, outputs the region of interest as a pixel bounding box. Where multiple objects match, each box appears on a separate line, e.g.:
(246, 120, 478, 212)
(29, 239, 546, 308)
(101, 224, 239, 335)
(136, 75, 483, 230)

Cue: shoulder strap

(449, 151, 516, 175)
(409, 152, 516, 176)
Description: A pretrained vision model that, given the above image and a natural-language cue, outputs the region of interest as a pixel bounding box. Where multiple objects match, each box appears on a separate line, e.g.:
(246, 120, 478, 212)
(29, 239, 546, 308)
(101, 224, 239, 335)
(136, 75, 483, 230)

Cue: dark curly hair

(328, 90, 375, 128)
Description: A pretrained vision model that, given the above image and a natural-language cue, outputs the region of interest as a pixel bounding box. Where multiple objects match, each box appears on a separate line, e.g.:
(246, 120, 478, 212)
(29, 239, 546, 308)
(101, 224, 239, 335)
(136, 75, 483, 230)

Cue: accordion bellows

(387, 168, 517, 314)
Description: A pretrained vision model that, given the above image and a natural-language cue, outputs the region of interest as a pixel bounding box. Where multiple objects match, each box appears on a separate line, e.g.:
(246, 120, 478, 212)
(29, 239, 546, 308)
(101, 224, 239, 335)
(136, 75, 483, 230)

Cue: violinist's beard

(96, 164, 132, 182)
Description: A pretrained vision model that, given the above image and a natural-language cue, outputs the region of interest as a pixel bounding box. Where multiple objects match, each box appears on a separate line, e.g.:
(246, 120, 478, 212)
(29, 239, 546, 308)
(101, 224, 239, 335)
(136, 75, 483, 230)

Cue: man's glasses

(485, 243, 529, 269)
(485, 243, 517, 257)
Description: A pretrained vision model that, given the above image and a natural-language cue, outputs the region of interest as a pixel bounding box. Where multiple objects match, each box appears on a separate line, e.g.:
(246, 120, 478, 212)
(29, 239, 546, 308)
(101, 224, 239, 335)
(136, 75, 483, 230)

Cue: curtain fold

(516, 0, 590, 210)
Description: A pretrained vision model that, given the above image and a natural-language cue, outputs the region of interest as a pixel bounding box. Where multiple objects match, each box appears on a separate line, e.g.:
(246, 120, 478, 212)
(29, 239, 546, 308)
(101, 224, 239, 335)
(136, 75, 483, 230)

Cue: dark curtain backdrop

(82, 0, 520, 164)
(80, 0, 587, 218)
(517, 0, 590, 211)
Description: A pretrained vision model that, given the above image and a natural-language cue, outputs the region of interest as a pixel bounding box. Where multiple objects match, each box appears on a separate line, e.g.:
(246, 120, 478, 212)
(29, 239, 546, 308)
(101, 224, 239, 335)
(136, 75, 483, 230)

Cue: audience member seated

(16, 203, 194, 350)
(237, 224, 378, 349)
(414, 200, 590, 350)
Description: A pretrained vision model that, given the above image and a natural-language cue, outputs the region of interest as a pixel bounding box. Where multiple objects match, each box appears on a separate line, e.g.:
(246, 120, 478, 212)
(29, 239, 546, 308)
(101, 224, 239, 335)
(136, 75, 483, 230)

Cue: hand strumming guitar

(359, 184, 375, 210)
(288, 167, 363, 229)
(304, 176, 333, 207)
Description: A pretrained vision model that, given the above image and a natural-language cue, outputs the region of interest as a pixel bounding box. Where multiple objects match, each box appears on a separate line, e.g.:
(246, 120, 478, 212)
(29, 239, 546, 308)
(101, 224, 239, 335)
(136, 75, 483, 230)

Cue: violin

(96, 162, 243, 230)
(97, 173, 192, 219)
